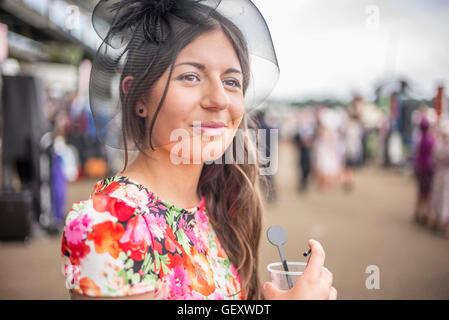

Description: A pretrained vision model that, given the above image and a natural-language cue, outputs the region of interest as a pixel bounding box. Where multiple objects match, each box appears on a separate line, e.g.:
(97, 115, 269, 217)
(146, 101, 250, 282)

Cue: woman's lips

(200, 127, 226, 136)
(190, 121, 227, 136)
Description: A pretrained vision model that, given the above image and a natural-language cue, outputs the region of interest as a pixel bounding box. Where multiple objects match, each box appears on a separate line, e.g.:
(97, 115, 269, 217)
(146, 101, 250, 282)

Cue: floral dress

(61, 176, 244, 300)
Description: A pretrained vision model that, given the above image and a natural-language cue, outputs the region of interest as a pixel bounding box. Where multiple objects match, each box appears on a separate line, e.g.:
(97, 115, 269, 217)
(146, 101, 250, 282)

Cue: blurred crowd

(256, 85, 449, 239)
(290, 102, 369, 194)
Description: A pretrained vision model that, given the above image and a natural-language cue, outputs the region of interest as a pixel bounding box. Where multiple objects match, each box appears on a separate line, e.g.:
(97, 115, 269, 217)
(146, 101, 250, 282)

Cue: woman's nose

(201, 78, 230, 111)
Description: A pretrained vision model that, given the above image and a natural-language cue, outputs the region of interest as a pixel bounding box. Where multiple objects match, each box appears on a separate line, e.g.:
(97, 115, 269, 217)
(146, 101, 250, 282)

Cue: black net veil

(90, 0, 279, 149)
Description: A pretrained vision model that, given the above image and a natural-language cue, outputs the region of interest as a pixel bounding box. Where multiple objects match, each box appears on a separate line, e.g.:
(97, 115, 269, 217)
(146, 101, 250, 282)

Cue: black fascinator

(90, 0, 279, 149)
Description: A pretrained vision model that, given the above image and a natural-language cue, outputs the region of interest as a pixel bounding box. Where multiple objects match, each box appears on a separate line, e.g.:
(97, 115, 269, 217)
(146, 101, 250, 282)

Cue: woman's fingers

(303, 239, 326, 279)
(320, 266, 333, 287)
(263, 282, 287, 300)
(328, 286, 338, 300)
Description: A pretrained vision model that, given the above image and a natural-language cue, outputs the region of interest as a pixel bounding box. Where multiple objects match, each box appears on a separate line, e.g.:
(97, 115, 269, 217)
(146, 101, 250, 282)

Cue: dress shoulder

(60, 177, 161, 298)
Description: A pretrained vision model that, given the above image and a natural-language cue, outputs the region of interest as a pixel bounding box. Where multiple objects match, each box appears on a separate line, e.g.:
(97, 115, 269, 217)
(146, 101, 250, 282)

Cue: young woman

(61, 0, 337, 300)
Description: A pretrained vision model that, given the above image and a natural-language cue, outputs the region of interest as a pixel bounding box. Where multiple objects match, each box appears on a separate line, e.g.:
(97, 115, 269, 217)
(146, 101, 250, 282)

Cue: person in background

(413, 117, 435, 225)
(313, 109, 343, 192)
(254, 110, 277, 202)
(342, 111, 364, 191)
(293, 112, 315, 193)
(428, 119, 449, 236)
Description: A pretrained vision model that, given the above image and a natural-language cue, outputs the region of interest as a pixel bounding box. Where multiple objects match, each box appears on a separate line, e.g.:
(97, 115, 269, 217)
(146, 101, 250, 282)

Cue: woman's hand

(263, 239, 337, 300)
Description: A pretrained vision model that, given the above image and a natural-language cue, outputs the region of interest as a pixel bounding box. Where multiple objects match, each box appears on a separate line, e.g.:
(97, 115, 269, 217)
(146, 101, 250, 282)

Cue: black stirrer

(267, 225, 293, 289)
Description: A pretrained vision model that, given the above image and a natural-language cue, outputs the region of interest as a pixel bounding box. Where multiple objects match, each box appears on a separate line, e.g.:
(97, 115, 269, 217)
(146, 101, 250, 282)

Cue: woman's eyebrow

(224, 68, 242, 75)
(174, 61, 205, 70)
(174, 61, 242, 75)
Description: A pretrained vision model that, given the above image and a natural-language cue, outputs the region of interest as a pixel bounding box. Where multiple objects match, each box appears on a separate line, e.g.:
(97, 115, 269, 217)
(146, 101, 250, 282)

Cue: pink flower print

(142, 213, 167, 240)
(154, 277, 171, 299)
(119, 215, 153, 260)
(168, 266, 191, 298)
(148, 192, 156, 202)
(178, 216, 190, 232)
(208, 291, 224, 300)
(148, 202, 159, 213)
(194, 208, 209, 234)
(153, 199, 167, 211)
(182, 291, 205, 300)
(146, 192, 160, 213)
(124, 184, 148, 209)
(198, 196, 206, 212)
(187, 228, 206, 253)
(230, 263, 238, 277)
(63, 264, 80, 290)
(120, 215, 152, 244)
(179, 217, 206, 253)
(65, 214, 92, 245)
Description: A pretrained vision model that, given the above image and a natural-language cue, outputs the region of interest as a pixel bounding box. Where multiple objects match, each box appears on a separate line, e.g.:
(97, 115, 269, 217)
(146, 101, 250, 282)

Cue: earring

(137, 99, 146, 116)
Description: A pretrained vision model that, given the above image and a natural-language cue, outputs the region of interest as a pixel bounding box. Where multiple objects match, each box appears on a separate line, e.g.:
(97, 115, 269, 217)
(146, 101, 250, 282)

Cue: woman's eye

(223, 78, 241, 89)
(178, 73, 200, 83)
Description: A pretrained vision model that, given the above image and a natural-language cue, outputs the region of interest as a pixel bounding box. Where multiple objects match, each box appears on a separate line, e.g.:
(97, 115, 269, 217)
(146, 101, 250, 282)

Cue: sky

(251, 0, 449, 102)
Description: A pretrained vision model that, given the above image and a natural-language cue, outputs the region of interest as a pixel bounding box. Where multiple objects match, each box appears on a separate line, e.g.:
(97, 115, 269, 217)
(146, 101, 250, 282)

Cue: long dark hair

(120, 8, 265, 300)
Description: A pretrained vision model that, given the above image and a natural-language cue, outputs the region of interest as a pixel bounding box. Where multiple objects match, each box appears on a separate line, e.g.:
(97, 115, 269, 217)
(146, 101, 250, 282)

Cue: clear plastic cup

(267, 262, 307, 290)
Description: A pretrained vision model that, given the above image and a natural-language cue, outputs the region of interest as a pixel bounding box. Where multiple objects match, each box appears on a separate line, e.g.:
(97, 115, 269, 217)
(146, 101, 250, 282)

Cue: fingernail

(263, 282, 268, 290)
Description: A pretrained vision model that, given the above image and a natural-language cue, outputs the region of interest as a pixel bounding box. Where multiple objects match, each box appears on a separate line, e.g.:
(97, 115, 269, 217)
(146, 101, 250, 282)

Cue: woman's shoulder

(64, 176, 150, 226)
(61, 176, 164, 298)
(92, 176, 151, 208)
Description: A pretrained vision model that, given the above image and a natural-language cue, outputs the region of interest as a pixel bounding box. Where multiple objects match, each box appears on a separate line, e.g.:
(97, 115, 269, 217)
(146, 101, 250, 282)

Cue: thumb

(263, 282, 286, 300)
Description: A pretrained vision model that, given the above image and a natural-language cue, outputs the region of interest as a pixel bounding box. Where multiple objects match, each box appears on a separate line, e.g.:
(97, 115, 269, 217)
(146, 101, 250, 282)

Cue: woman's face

(143, 29, 245, 163)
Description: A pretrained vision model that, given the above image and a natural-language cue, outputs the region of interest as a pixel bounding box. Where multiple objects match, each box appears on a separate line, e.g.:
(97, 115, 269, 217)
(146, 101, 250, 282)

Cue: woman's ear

(121, 76, 134, 95)
(122, 76, 147, 117)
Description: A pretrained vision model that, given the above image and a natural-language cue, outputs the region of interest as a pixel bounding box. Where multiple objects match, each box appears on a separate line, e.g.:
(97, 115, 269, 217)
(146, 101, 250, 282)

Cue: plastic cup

(267, 262, 307, 290)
